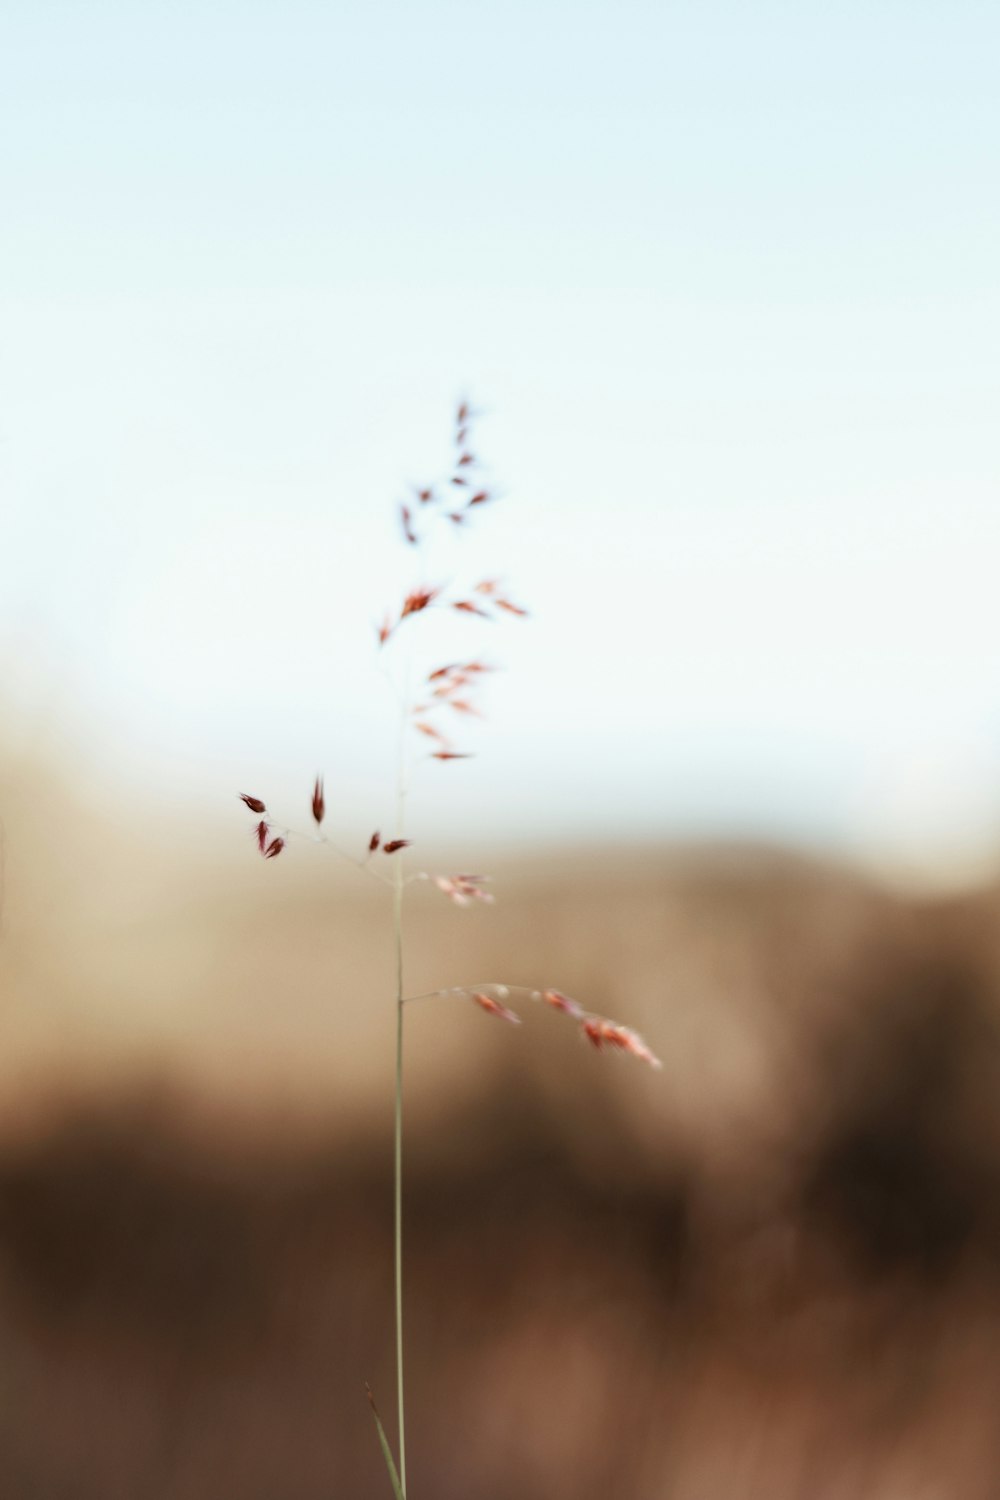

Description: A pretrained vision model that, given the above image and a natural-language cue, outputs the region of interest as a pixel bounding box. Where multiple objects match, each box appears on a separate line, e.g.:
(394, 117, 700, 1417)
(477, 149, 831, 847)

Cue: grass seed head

(543, 988, 584, 1020)
(401, 585, 440, 619)
(472, 991, 521, 1025)
(311, 776, 325, 825)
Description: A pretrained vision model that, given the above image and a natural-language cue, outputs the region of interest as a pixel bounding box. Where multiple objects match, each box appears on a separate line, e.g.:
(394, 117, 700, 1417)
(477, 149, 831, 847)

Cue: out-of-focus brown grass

(3, 747, 1000, 1497)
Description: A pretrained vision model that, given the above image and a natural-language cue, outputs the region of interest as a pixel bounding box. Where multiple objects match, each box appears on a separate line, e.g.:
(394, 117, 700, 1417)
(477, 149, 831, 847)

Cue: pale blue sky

(2, 1, 999, 876)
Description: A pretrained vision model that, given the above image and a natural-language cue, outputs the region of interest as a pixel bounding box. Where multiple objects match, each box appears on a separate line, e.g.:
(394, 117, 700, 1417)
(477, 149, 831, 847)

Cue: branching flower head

(234, 396, 662, 1500)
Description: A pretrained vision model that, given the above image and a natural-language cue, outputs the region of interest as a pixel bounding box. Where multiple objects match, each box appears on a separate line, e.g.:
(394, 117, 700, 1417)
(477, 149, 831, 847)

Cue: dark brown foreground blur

(3, 757, 1000, 1497)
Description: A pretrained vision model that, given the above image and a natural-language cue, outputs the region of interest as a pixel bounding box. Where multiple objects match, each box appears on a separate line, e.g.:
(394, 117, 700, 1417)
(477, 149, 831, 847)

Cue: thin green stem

(393, 857, 406, 1499)
(392, 681, 410, 1499)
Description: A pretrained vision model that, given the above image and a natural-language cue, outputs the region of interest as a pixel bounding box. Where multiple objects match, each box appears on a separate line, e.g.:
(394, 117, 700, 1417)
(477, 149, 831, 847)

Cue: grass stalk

(393, 856, 406, 1498)
(365, 1384, 405, 1500)
(392, 691, 409, 1498)
(236, 402, 661, 1498)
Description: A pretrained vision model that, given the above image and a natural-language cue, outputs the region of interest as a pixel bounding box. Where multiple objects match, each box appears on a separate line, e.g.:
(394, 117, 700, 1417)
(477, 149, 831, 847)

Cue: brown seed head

(255, 820, 269, 853)
(240, 794, 267, 814)
(582, 1018, 604, 1049)
(383, 839, 411, 854)
(413, 721, 449, 744)
(264, 836, 285, 860)
(400, 505, 417, 545)
(368, 831, 381, 852)
(580, 1015, 661, 1067)
(472, 991, 521, 1025)
(543, 989, 584, 1020)
(311, 776, 325, 825)
(401, 585, 439, 618)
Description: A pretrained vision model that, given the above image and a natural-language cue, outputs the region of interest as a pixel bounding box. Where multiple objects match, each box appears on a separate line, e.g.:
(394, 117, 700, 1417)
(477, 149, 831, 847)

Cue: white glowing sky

(2, 0, 999, 873)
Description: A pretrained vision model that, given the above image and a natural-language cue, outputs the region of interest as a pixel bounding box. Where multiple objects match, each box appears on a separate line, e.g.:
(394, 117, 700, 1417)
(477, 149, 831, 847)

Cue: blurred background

(3, 1, 1000, 1495)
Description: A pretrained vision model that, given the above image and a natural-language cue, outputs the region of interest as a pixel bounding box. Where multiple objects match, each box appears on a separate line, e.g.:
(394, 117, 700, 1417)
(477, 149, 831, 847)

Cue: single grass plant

(237, 402, 660, 1497)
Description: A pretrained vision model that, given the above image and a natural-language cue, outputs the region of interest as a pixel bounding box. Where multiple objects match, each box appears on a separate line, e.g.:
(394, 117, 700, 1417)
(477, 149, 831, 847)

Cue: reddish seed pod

(311, 776, 325, 825)
(457, 452, 475, 466)
(400, 505, 417, 545)
(450, 475, 468, 487)
(457, 401, 469, 423)
(255, 820, 269, 853)
(582, 1019, 604, 1048)
(401, 586, 439, 618)
(264, 836, 285, 859)
(413, 721, 448, 743)
(431, 751, 473, 760)
(575, 1012, 662, 1067)
(468, 491, 490, 505)
(496, 598, 529, 617)
(433, 675, 470, 697)
(453, 600, 491, 618)
(240, 794, 267, 814)
(383, 839, 411, 854)
(369, 831, 381, 852)
(543, 989, 584, 1020)
(472, 991, 521, 1025)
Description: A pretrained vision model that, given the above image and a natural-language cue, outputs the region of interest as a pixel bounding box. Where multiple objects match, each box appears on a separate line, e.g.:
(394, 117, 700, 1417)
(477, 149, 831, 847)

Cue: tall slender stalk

(392, 693, 409, 1498)
(393, 862, 406, 1498)
(237, 403, 661, 1500)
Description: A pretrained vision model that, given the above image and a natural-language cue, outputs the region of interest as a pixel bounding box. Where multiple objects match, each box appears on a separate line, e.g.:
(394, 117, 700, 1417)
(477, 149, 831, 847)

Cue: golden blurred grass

(3, 748, 1000, 1496)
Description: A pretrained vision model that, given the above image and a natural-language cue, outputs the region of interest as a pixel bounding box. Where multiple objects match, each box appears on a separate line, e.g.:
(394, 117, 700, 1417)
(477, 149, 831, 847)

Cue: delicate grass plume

(235, 400, 660, 1497)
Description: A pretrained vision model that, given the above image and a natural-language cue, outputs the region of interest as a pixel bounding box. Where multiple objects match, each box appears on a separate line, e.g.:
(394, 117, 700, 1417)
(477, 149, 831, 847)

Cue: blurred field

(3, 749, 1000, 1497)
